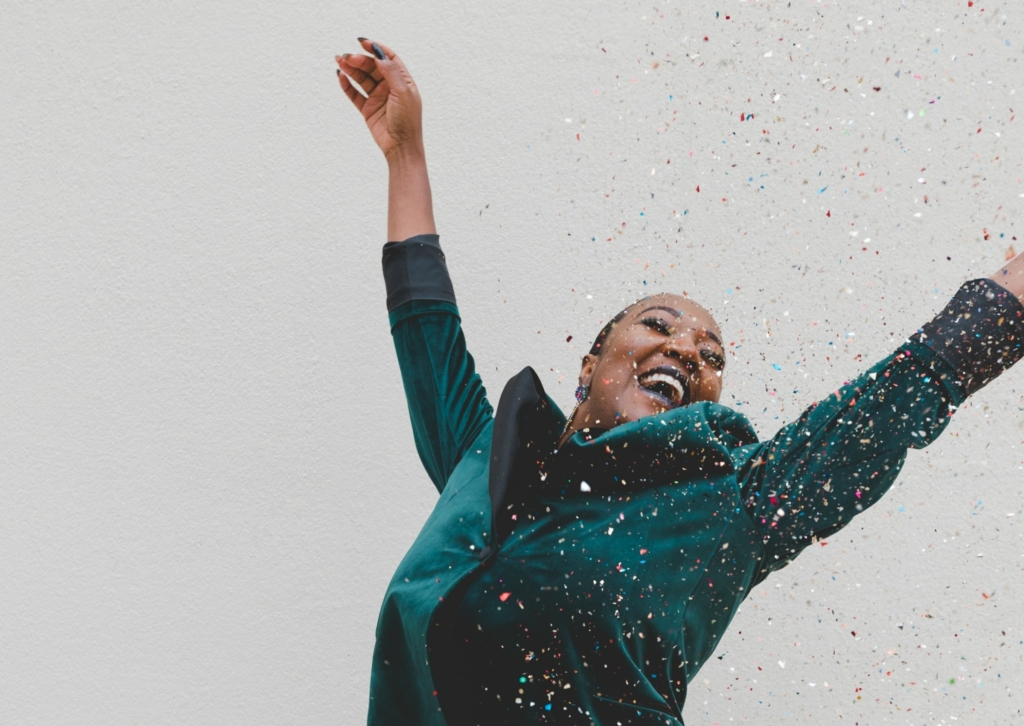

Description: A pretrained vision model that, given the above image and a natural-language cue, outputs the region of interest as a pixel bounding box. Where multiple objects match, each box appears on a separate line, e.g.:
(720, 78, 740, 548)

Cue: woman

(336, 39, 1024, 725)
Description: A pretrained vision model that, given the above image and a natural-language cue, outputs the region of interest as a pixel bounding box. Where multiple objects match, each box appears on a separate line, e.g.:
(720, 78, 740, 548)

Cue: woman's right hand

(335, 39, 424, 162)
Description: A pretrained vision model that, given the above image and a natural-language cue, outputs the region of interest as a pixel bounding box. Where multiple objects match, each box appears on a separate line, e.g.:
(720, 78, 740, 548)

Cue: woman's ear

(578, 353, 598, 387)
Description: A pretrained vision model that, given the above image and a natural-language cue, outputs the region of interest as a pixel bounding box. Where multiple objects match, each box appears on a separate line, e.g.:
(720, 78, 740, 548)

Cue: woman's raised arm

(732, 256, 1024, 580)
(336, 39, 435, 240)
(336, 40, 493, 493)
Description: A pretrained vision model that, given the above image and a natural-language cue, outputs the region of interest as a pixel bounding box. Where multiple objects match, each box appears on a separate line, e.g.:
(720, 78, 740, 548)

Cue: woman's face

(567, 294, 725, 436)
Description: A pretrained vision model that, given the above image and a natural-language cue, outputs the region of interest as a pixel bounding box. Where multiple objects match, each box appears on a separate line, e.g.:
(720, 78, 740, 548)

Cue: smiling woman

(336, 40, 1024, 726)
(562, 296, 726, 445)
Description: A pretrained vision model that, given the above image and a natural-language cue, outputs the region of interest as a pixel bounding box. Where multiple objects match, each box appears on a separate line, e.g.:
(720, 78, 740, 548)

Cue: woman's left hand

(335, 39, 425, 163)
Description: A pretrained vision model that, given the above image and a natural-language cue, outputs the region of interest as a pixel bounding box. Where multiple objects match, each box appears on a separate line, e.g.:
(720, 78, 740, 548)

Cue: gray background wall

(2, 0, 1023, 723)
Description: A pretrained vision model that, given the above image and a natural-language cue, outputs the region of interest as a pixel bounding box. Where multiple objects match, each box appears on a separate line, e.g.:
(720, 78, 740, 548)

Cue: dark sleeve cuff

(909, 278, 1024, 398)
(381, 234, 457, 313)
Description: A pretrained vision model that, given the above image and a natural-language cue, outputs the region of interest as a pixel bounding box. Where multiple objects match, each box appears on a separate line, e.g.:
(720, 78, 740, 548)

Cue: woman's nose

(662, 334, 701, 371)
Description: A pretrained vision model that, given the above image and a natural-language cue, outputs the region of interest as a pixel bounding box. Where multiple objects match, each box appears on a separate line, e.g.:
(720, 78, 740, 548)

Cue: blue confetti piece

(772, 363, 782, 370)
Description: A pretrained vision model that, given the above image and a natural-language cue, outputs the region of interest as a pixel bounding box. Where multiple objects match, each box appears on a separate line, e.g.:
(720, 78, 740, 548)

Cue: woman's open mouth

(637, 365, 691, 408)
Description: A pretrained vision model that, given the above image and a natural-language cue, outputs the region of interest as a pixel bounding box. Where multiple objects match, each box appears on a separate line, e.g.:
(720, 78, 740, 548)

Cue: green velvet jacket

(367, 235, 1023, 726)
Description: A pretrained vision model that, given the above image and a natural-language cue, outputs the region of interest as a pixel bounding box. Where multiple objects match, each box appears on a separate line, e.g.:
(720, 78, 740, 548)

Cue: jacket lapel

(480, 367, 563, 561)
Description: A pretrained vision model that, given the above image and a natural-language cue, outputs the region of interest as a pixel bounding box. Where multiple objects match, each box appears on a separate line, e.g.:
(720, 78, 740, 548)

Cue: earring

(560, 384, 590, 443)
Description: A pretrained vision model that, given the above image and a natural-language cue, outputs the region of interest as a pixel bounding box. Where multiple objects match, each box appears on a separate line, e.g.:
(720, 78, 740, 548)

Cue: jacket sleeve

(383, 234, 494, 493)
(733, 278, 1024, 580)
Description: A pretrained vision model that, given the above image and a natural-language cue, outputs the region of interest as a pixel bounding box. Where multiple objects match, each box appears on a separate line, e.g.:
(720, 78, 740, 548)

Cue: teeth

(640, 372, 684, 403)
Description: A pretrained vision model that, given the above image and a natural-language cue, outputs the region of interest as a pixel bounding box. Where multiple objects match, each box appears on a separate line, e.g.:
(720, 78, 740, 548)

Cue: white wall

(2, 0, 1023, 723)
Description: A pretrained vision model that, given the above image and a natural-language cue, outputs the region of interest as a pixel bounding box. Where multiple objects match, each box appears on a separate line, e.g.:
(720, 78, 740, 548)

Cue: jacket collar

(481, 366, 760, 560)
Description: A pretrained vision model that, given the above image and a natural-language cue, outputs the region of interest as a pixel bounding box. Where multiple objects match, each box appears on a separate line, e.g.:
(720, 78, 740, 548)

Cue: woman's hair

(588, 307, 632, 356)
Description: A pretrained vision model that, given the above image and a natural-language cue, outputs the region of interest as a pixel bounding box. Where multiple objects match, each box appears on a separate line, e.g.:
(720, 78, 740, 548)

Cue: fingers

(343, 51, 383, 82)
(336, 55, 378, 95)
(364, 40, 414, 80)
(357, 38, 416, 95)
(337, 72, 365, 112)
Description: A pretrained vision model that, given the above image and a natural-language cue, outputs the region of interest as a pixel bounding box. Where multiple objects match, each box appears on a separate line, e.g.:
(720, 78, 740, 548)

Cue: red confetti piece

(499, 592, 511, 602)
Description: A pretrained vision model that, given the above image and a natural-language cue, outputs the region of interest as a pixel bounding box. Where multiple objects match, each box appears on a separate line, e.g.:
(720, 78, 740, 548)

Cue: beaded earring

(560, 384, 590, 444)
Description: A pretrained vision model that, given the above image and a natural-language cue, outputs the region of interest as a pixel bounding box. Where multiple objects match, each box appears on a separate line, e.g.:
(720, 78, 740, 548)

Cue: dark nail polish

(357, 37, 367, 42)
(336, 69, 341, 76)
(371, 43, 385, 60)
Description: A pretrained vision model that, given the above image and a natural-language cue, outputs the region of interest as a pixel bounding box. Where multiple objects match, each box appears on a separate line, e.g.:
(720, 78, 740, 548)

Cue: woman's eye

(641, 317, 672, 334)
(701, 349, 725, 369)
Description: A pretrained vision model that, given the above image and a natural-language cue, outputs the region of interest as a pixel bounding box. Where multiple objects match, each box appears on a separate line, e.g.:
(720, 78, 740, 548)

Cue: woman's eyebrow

(706, 330, 723, 346)
(637, 305, 681, 318)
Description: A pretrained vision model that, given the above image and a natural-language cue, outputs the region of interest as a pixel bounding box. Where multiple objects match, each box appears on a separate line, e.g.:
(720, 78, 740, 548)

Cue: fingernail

(336, 69, 341, 76)
(340, 53, 351, 60)
(357, 37, 367, 42)
(371, 43, 385, 60)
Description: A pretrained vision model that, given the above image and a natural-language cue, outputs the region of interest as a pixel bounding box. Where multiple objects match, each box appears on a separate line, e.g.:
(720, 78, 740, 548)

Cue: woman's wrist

(990, 252, 1024, 302)
(385, 140, 427, 170)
